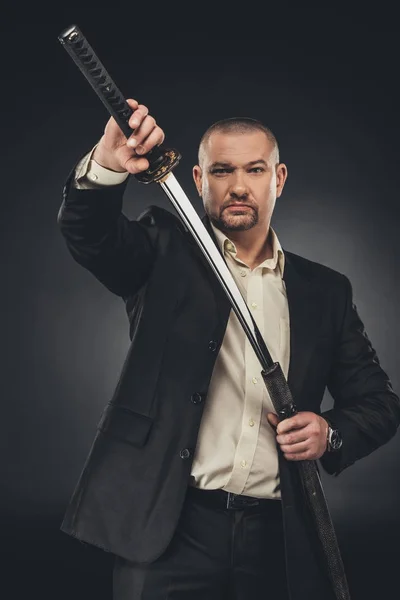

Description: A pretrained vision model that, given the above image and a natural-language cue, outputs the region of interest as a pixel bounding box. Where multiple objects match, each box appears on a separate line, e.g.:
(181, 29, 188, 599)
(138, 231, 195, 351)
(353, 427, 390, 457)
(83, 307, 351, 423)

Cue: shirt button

(180, 448, 191, 459)
(249, 419, 255, 427)
(240, 460, 247, 468)
(252, 377, 258, 384)
(240, 271, 247, 277)
(191, 393, 204, 404)
(251, 302, 257, 309)
(208, 340, 218, 352)
(88, 172, 98, 181)
(226, 242, 234, 251)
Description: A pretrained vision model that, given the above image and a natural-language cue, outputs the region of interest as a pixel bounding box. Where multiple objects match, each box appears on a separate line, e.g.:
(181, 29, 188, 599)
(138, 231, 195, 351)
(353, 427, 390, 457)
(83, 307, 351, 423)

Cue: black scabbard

(262, 361, 351, 600)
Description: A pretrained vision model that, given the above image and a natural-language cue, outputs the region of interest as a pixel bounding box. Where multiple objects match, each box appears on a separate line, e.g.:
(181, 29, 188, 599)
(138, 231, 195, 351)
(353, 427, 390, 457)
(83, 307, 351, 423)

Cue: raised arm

(57, 99, 165, 298)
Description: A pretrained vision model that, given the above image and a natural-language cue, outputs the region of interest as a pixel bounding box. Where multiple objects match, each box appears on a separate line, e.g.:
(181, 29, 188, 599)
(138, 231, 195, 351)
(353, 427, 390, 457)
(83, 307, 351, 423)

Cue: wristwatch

(326, 420, 343, 452)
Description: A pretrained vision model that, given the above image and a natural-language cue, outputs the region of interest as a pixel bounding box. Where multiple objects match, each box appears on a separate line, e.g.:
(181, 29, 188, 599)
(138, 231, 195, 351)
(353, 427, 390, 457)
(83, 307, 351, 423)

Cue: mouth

(225, 205, 253, 211)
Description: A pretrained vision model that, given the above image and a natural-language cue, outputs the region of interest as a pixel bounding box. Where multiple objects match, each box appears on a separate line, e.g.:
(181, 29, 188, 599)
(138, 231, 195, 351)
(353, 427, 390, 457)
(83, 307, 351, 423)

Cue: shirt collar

(210, 221, 285, 278)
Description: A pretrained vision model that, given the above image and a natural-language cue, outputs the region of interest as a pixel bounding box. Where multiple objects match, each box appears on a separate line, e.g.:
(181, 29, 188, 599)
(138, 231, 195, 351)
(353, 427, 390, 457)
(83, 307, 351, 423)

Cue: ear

(192, 164, 202, 197)
(276, 163, 288, 198)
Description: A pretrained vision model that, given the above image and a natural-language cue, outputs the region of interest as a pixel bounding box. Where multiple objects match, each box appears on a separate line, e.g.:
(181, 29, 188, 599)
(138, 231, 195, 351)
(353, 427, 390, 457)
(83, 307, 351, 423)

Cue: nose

(229, 171, 249, 200)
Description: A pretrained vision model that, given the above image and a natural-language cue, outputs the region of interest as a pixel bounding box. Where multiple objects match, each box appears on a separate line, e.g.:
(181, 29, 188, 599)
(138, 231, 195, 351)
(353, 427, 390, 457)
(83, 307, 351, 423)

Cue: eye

(249, 167, 265, 173)
(211, 168, 231, 175)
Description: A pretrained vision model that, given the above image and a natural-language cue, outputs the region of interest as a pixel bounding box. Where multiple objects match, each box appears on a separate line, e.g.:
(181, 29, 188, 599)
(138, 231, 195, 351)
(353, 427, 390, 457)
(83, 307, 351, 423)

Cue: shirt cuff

(74, 144, 130, 189)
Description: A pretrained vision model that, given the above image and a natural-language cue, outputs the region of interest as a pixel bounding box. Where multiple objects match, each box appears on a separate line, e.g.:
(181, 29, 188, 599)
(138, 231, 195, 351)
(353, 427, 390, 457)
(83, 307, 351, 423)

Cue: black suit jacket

(57, 171, 400, 600)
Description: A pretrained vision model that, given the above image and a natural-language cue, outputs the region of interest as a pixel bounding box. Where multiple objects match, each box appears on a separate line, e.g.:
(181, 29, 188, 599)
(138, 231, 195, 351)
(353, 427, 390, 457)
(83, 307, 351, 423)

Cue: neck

(223, 222, 273, 269)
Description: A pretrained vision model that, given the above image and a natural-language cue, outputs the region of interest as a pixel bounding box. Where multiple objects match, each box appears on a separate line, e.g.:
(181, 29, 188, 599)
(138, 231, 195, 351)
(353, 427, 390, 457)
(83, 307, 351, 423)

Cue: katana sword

(58, 24, 351, 600)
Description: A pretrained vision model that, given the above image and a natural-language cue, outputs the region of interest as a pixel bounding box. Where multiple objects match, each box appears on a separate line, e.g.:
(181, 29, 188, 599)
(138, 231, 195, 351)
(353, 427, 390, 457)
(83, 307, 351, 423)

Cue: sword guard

(135, 146, 181, 184)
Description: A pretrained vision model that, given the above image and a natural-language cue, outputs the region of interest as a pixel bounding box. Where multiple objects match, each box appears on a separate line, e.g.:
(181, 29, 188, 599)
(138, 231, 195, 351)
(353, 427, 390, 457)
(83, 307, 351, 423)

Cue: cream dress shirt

(74, 149, 291, 499)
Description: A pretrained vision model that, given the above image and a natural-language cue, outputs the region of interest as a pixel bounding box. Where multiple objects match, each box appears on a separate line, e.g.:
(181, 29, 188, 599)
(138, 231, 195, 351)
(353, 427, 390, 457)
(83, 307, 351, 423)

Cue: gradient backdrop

(1, 16, 399, 600)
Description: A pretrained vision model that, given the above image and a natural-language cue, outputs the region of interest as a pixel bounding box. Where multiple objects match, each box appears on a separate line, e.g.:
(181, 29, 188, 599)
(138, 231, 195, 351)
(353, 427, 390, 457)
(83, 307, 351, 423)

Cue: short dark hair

(198, 117, 280, 165)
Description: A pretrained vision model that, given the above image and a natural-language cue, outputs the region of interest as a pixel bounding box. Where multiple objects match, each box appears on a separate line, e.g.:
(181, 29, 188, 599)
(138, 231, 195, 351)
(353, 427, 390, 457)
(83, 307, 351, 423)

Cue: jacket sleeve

(57, 160, 158, 299)
(319, 274, 400, 476)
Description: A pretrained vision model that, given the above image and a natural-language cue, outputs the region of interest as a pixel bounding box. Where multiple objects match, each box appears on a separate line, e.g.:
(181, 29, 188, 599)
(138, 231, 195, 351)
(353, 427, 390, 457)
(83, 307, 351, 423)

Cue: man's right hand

(92, 98, 165, 175)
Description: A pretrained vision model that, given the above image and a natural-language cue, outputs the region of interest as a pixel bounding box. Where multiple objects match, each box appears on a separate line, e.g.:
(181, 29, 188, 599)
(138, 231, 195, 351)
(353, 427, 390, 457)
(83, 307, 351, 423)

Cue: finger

(284, 450, 314, 461)
(279, 440, 310, 454)
(276, 412, 313, 435)
(136, 127, 165, 155)
(267, 413, 280, 429)
(128, 103, 149, 130)
(124, 99, 140, 135)
(126, 98, 139, 109)
(276, 431, 309, 445)
(127, 115, 157, 150)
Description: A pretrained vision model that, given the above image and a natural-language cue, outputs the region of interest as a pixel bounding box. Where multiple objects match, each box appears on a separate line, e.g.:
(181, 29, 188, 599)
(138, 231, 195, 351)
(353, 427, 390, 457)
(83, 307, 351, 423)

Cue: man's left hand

(267, 411, 329, 461)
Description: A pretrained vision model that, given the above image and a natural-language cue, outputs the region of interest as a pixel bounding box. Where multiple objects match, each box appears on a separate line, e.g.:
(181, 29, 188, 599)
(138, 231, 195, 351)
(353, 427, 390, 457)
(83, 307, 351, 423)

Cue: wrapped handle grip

(58, 24, 181, 183)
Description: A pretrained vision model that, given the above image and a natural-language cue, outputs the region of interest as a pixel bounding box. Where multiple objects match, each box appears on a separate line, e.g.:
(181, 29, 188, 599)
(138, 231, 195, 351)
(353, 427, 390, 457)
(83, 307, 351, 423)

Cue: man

(57, 98, 400, 600)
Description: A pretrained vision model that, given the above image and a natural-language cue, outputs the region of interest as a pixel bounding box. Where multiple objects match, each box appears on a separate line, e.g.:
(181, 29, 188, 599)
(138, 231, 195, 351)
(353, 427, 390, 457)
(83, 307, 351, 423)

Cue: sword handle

(58, 24, 181, 184)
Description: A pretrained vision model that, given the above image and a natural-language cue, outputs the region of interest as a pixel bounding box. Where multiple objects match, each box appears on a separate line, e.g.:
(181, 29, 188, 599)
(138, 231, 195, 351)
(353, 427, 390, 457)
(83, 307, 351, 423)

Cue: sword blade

(160, 173, 273, 369)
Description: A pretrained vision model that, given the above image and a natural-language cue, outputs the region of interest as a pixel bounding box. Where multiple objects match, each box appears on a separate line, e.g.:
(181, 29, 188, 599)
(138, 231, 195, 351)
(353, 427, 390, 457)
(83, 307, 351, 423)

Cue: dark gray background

(1, 15, 399, 600)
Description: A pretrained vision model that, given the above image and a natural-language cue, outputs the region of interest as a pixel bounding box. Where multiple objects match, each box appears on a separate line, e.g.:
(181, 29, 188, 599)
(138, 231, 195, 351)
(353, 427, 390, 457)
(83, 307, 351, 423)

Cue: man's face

(193, 131, 287, 233)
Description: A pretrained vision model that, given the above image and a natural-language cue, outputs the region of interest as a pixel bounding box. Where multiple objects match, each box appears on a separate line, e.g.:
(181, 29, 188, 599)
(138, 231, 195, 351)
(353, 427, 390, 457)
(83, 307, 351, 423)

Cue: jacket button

(208, 340, 218, 352)
(180, 448, 191, 459)
(191, 392, 204, 404)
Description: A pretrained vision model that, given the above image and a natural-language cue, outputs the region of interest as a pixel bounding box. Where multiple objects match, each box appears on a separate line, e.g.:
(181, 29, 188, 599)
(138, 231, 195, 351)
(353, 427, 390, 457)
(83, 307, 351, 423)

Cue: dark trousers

(113, 485, 290, 600)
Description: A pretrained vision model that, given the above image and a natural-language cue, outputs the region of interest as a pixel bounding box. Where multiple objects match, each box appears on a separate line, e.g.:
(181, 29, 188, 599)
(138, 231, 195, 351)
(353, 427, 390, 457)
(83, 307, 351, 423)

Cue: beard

(210, 205, 259, 232)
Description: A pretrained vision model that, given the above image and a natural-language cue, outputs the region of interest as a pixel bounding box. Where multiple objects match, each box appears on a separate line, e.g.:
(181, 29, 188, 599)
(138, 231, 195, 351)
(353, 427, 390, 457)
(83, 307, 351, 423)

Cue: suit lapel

(183, 214, 232, 332)
(283, 253, 325, 407)
(183, 214, 324, 407)
(202, 215, 234, 326)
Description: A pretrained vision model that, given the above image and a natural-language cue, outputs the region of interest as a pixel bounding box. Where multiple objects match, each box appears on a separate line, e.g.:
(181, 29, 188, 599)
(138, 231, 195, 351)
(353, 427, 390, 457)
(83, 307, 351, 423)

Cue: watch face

(330, 429, 343, 450)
